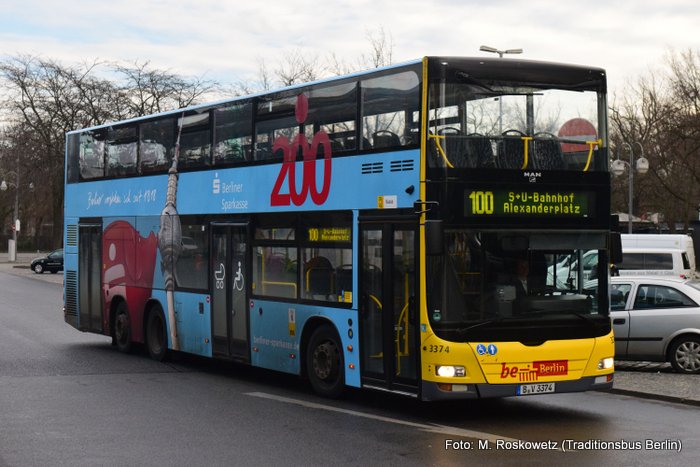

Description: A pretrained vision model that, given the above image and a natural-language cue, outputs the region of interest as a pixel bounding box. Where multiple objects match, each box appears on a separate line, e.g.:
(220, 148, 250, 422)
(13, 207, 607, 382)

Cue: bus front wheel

(113, 301, 132, 353)
(306, 324, 345, 398)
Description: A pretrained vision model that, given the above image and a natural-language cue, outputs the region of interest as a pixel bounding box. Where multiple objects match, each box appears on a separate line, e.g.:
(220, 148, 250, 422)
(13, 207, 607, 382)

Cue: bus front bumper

(420, 374, 614, 401)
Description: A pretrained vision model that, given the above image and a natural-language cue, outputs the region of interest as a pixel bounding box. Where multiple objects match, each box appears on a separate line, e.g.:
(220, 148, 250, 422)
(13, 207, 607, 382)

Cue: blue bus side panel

(64, 150, 420, 218)
(63, 217, 79, 328)
(250, 299, 360, 388)
(64, 151, 409, 382)
(151, 290, 213, 357)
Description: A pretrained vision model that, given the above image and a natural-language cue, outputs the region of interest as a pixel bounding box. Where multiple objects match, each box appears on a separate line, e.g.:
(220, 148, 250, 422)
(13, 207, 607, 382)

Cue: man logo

(523, 172, 541, 183)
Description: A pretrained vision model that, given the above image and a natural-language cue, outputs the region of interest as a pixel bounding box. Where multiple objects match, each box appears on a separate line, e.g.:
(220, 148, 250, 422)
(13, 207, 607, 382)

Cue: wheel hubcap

(676, 341, 700, 372)
(313, 341, 338, 381)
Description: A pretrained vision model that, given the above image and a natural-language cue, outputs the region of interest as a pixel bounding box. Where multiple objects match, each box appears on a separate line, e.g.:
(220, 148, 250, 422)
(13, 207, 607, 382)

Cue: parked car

(31, 249, 64, 274)
(608, 276, 700, 373)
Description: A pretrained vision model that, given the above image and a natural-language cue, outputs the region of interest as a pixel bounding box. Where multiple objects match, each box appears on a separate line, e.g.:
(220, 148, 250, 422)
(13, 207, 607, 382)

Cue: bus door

(78, 223, 103, 333)
(211, 224, 249, 362)
(360, 221, 419, 393)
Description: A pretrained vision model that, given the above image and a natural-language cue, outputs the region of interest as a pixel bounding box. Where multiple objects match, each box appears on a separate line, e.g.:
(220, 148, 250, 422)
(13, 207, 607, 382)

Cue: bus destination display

(465, 189, 594, 217)
(307, 227, 351, 242)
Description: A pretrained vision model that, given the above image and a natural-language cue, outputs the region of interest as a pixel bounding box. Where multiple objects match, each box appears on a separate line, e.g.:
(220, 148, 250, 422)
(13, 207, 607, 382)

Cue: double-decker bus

(63, 56, 615, 400)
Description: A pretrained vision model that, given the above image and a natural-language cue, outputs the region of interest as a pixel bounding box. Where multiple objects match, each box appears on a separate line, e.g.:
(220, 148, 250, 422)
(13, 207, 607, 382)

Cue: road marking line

(245, 391, 522, 445)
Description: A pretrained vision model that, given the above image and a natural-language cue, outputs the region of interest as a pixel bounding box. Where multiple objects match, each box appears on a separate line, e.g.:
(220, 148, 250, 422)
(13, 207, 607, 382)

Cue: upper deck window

(106, 126, 137, 177)
(214, 102, 253, 165)
(140, 118, 174, 174)
(178, 112, 211, 169)
(427, 60, 606, 172)
(362, 70, 421, 150)
(78, 129, 106, 180)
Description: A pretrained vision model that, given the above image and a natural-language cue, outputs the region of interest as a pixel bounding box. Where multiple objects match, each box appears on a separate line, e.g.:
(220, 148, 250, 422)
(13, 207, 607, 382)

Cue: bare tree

(610, 50, 700, 231)
(328, 27, 395, 76)
(274, 49, 322, 87)
(113, 60, 219, 114)
(361, 27, 394, 69)
(0, 55, 221, 249)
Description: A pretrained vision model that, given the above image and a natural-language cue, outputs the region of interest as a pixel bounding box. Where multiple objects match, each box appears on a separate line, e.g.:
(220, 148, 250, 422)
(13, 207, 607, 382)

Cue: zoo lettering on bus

(270, 94, 332, 207)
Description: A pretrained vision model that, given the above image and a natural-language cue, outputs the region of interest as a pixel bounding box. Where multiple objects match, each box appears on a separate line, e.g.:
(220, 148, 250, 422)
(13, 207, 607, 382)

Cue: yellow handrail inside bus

(369, 294, 383, 310)
(582, 139, 602, 172)
(261, 250, 298, 296)
(520, 136, 533, 170)
(395, 272, 411, 375)
(428, 134, 455, 169)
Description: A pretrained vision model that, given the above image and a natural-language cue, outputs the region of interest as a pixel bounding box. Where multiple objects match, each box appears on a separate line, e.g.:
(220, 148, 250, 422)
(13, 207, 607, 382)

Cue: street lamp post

(479, 45, 524, 58)
(0, 170, 20, 262)
(479, 45, 523, 134)
(611, 142, 649, 233)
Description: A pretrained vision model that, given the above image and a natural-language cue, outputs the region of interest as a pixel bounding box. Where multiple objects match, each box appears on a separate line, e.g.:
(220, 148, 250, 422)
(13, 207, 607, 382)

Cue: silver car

(610, 276, 700, 373)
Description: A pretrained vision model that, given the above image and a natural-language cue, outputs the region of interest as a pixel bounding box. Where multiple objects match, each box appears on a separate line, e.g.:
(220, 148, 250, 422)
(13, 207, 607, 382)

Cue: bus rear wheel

(146, 305, 168, 362)
(113, 301, 132, 353)
(306, 324, 345, 398)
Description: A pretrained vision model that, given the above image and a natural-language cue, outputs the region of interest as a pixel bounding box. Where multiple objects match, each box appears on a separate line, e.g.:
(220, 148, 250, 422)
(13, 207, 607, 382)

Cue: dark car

(31, 249, 64, 274)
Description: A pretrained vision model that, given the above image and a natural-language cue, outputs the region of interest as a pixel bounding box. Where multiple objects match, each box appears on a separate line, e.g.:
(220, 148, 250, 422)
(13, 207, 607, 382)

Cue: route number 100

(468, 191, 494, 215)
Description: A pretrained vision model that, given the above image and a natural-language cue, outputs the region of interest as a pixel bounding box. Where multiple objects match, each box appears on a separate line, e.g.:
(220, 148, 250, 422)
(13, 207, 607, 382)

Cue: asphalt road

(1, 267, 698, 466)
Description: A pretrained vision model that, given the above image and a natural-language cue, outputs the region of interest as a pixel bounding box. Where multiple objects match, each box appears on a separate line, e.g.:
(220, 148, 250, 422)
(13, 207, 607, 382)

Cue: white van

(617, 247, 694, 279)
(621, 234, 696, 272)
(547, 234, 697, 287)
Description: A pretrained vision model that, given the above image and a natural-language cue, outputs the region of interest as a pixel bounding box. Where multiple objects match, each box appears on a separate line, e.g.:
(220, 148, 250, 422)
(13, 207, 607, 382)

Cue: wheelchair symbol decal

(233, 261, 244, 291)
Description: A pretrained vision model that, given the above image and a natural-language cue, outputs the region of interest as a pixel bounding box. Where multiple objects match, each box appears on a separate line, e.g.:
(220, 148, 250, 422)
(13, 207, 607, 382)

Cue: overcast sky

(1, 0, 698, 99)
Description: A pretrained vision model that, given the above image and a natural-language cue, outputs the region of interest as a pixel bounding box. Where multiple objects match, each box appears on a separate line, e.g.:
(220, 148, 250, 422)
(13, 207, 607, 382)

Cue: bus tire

(306, 324, 345, 398)
(146, 305, 168, 362)
(113, 301, 132, 353)
(668, 335, 700, 374)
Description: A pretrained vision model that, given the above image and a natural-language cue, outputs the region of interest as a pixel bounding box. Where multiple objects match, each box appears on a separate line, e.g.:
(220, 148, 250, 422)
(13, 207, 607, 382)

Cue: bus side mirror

(426, 220, 443, 255)
(610, 232, 622, 265)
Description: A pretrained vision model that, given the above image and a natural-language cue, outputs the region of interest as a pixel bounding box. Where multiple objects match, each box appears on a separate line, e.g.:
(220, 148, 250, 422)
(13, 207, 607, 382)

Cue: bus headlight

(436, 365, 466, 377)
(598, 357, 614, 370)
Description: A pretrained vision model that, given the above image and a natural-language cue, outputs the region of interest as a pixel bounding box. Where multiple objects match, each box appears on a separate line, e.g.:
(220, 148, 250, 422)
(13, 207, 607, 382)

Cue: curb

(608, 388, 700, 407)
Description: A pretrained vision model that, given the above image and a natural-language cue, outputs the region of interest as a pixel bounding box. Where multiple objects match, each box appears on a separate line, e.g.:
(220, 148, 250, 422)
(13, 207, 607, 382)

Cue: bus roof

(67, 56, 606, 135)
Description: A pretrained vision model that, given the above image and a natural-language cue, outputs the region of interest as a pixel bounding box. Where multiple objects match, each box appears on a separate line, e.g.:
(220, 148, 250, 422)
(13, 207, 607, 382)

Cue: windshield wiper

(453, 318, 504, 335)
(524, 310, 599, 326)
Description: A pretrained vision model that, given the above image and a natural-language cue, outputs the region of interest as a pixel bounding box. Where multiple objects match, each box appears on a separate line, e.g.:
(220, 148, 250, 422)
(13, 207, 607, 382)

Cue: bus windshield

(428, 59, 606, 172)
(426, 229, 609, 342)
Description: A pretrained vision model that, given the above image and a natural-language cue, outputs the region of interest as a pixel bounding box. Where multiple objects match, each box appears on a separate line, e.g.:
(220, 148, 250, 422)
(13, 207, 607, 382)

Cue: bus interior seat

(305, 256, 334, 298)
(466, 133, 495, 168)
(372, 130, 401, 148)
(329, 138, 344, 154)
(497, 130, 527, 169)
(439, 129, 467, 167)
(255, 141, 272, 160)
(533, 133, 564, 170)
(335, 264, 353, 298)
(265, 254, 286, 279)
(437, 127, 460, 136)
(342, 134, 370, 151)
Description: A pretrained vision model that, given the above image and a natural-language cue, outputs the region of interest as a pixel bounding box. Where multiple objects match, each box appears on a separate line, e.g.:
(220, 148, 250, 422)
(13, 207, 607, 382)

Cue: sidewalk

(0, 252, 63, 284)
(0, 251, 42, 265)
(611, 361, 700, 406)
